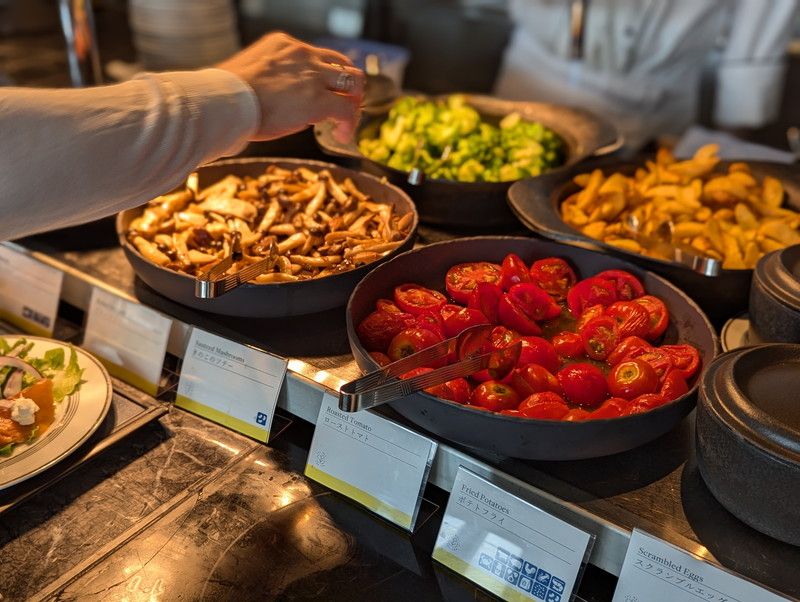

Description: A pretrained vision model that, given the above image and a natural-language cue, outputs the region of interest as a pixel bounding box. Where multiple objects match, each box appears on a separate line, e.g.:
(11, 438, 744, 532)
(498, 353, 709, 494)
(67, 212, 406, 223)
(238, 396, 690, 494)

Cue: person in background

(495, 0, 798, 149)
(0, 32, 364, 241)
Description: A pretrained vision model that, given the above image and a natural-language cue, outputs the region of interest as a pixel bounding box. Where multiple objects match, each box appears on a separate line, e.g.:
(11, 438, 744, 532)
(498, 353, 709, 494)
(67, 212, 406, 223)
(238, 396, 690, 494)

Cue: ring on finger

(333, 71, 356, 93)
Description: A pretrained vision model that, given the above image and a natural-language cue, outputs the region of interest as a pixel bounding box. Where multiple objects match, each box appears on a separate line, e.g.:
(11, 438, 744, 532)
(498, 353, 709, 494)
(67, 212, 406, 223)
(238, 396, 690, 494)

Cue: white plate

(721, 314, 765, 351)
(0, 336, 112, 490)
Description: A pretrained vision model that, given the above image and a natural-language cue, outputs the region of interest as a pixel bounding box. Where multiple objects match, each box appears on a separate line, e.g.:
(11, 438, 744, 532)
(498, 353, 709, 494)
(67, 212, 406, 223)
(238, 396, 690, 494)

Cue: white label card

(434, 467, 592, 602)
(176, 328, 287, 442)
(613, 529, 789, 602)
(83, 287, 171, 396)
(0, 245, 63, 336)
(305, 393, 437, 531)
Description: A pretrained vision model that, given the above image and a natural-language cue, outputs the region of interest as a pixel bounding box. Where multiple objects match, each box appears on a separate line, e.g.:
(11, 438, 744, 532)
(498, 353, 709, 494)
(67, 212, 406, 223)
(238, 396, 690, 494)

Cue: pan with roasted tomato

(346, 237, 718, 460)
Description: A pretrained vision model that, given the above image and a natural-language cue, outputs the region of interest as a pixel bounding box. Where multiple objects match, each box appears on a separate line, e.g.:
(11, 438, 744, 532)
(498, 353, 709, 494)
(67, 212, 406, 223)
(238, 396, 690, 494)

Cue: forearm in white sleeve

(714, 0, 798, 128)
(0, 68, 259, 241)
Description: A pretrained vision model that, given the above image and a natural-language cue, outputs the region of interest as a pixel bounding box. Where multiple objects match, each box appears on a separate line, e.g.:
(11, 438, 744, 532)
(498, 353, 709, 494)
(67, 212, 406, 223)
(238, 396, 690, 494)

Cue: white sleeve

(714, 0, 798, 128)
(0, 68, 259, 241)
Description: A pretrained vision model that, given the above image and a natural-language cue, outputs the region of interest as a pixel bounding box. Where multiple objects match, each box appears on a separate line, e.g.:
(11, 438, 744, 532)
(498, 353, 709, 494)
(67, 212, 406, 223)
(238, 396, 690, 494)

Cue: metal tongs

(339, 324, 521, 412)
(194, 233, 279, 298)
(624, 214, 721, 277)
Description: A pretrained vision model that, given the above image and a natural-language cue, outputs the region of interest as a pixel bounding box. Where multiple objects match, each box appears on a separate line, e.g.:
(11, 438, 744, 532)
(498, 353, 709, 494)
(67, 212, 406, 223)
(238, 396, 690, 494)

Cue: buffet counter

(2, 225, 797, 601)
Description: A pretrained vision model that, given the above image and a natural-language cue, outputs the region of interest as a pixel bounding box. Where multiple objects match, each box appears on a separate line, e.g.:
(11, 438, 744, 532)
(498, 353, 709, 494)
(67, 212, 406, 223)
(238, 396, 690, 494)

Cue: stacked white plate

(129, 0, 240, 70)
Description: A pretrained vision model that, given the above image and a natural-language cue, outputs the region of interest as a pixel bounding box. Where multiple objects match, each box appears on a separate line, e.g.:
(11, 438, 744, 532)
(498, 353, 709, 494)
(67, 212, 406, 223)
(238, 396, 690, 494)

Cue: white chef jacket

(495, 0, 798, 148)
(0, 69, 259, 241)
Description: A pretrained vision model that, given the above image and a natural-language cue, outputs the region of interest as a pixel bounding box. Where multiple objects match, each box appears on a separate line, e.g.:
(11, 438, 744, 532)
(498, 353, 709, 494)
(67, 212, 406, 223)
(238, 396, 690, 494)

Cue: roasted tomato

(510, 364, 561, 398)
(357, 309, 416, 351)
(660, 369, 689, 401)
(576, 304, 606, 331)
(595, 269, 645, 300)
(552, 331, 585, 359)
(633, 295, 669, 340)
(387, 327, 442, 361)
(529, 258, 576, 299)
(376, 298, 404, 314)
(467, 282, 503, 324)
(588, 397, 630, 419)
(580, 316, 619, 361)
(605, 301, 651, 339)
(567, 277, 617, 316)
(557, 363, 608, 407)
(625, 393, 668, 415)
(400, 367, 433, 379)
(472, 327, 519, 382)
(518, 392, 570, 420)
(499, 253, 532, 290)
(499, 409, 522, 417)
(368, 351, 391, 366)
(498, 294, 542, 335)
(563, 408, 592, 421)
(607, 336, 652, 365)
(624, 348, 674, 383)
(426, 377, 473, 404)
(607, 358, 659, 399)
(517, 336, 560, 372)
(415, 310, 446, 339)
(471, 381, 520, 411)
(660, 344, 701, 380)
(507, 283, 561, 321)
(394, 283, 447, 316)
(445, 262, 502, 304)
(442, 306, 490, 338)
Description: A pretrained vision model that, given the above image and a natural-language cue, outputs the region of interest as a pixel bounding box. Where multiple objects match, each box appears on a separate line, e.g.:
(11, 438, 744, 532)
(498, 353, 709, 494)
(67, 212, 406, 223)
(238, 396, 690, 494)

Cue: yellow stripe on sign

(175, 394, 269, 442)
(432, 548, 535, 602)
(94, 355, 159, 396)
(304, 463, 413, 530)
(0, 308, 51, 337)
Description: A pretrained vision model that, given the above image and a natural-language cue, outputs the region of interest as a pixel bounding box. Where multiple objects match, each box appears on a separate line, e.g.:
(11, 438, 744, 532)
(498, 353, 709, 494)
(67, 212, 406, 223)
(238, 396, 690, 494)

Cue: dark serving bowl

(117, 157, 418, 318)
(316, 94, 620, 229)
(346, 236, 718, 460)
(750, 244, 800, 342)
(507, 159, 800, 325)
(697, 344, 800, 545)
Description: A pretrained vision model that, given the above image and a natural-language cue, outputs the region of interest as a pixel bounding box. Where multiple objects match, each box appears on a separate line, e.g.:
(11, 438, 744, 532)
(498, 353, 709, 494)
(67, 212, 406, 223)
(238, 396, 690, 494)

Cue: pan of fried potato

(117, 158, 418, 317)
(507, 145, 800, 323)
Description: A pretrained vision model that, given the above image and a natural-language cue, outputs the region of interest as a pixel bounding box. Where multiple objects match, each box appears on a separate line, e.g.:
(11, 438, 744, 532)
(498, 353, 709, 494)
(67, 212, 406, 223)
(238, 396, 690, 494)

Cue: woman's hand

(218, 32, 364, 142)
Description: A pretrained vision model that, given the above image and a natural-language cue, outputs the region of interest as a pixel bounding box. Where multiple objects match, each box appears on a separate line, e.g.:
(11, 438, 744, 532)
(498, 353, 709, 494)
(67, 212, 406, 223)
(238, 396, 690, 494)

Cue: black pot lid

(754, 244, 800, 311)
(701, 343, 800, 463)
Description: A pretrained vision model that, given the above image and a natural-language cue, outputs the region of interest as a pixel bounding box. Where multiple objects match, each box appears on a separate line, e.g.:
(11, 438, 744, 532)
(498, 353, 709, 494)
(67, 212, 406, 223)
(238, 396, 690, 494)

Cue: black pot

(346, 236, 718, 460)
(117, 158, 418, 318)
(696, 344, 800, 546)
(750, 244, 800, 342)
(316, 94, 620, 229)
(507, 159, 800, 326)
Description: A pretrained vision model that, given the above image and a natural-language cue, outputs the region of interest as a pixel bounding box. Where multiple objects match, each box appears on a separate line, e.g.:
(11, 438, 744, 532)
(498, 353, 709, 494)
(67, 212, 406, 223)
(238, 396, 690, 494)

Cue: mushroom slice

(197, 175, 242, 200)
(197, 196, 257, 221)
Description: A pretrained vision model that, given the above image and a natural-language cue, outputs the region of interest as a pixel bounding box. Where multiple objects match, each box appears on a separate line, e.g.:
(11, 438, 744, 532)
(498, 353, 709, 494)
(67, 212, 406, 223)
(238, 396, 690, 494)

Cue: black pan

(346, 237, 718, 460)
(696, 344, 800, 545)
(117, 158, 418, 318)
(507, 159, 800, 325)
(315, 94, 620, 229)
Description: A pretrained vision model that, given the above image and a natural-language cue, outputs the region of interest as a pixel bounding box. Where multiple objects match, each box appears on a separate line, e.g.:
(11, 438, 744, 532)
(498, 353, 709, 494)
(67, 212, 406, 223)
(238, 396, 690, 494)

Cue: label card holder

(0, 245, 63, 337)
(613, 529, 790, 602)
(305, 393, 438, 531)
(176, 327, 287, 442)
(433, 467, 594, 602)
(83, 287, 171, 396)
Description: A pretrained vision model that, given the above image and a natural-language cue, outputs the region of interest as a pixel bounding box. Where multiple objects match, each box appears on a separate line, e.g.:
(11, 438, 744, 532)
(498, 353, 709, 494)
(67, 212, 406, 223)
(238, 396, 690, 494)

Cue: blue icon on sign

(495, 548, 510, 563)
(546, 591, 562, 602)
(492, 560, 506, 577)
(504, 567, 520, 585)
(535, 568, 552, 587)
(518, 575, 533, 593)
(479, 554, 493, 571)
(522, 561, 538, 577)
(550, 577, 566, 593)
(255, 412, 268, 426)
(508, 554, 523, 571)
(532, 582, 548, 599)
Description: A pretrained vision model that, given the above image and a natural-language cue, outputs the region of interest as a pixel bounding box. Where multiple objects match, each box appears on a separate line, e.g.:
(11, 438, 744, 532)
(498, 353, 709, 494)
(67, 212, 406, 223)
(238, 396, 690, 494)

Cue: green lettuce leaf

(51, 347, 83, 403)
(0, 443, 13, 456)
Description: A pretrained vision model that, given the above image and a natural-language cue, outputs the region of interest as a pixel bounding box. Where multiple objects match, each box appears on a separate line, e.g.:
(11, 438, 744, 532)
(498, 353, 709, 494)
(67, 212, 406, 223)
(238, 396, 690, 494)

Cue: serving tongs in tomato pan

(339, 324, 521, 412)
(195, 233, 279, 299)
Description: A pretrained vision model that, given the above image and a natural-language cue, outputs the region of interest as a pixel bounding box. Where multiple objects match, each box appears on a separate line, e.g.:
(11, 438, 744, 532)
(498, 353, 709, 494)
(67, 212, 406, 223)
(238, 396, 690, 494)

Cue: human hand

(218, 32, 364, 143)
